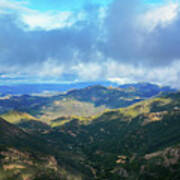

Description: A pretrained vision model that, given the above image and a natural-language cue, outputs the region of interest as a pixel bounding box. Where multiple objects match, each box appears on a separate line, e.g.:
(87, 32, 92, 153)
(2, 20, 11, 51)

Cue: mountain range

(0, 83, 176, 120)
(0, 83, 179, 180)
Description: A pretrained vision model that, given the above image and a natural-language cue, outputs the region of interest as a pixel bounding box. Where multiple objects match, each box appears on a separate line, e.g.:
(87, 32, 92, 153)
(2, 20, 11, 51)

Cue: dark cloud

(101, 0, 180, 66)
(142, 16, 180, 66)
(0, 8, 99, 70)
(0, 0, 180, 86)
(100, 0, 141, 61)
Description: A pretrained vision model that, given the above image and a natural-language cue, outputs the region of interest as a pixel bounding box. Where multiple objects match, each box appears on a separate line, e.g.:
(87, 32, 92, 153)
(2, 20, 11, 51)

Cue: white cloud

(33, 59, 65, 77)
(22, 11, 74, 30)
(106, 60, 180, 88)
(0, 0, 32, 14)
(104, 60, 145, 78)
(107, 77, 134, 84)
(69, 60, 180, 88)
(140, 2, 179, 32)
(1, 57, 180, 88)
(0, 0, 85, 31)
(71, 62, 104, 81)
(1, 0, 180, 88)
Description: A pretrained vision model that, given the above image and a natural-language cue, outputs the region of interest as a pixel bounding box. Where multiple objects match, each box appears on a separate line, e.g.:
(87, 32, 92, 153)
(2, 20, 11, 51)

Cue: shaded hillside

(0, 117, 30, 149)
(119, 82, 175, 97)
(0, 110, 50, 133)
(0, 95, 50, 114)
(65, 84, 158, 108)
(48, 92, 180, 179)
(0, 83, 175, 120)
(0, 91, 180, 179)
(0, 117, 94, 180)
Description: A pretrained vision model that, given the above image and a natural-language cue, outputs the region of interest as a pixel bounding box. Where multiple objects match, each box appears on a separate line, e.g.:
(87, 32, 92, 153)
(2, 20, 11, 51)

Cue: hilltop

(0, 83, 176, 121)
(0, 86, 179, 179)
(0, 110, 37, 124)
(47, 92, 180, 179)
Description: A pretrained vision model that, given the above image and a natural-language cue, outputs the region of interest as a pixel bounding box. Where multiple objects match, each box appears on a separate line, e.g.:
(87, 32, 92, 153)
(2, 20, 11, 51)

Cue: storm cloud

(0, 0, 180, 87)
(102, 0, 180, 66)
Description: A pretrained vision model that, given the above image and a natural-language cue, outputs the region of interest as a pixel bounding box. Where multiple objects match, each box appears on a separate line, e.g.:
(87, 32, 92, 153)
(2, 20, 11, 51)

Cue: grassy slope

(50, 92, 180, 179)
(0, 117, 93, 180)
(50, 96, 172, 127)
(0, 92, 180, 179)
(0, 110, 38, 124)
(1, 83, 174, 121)
(39, 98, 106, 121)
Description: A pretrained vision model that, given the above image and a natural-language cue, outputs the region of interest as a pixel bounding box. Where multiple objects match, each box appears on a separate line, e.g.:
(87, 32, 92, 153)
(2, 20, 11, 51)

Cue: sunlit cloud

(141, 2, 179, 32)
(0, 0, 180, 88)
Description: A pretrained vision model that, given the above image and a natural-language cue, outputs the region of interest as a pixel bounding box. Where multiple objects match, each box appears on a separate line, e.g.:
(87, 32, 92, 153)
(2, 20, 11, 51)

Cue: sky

(0, 0, 180, 87)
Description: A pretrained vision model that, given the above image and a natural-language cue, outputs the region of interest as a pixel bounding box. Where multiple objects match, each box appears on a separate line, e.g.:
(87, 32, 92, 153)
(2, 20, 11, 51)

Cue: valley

(0, 83, 179, 180)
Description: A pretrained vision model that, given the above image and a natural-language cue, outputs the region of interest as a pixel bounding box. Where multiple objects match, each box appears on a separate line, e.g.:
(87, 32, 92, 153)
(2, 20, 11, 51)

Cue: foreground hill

(0, 118, 60, 180)
(0, 91, 179, 179)
(0, 117, 93, 180)
(47, 92, 180, 179)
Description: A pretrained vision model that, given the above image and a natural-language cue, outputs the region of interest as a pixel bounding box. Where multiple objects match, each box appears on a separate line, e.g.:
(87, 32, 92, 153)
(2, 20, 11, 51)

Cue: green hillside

(0, 92, 180, 179)
(0, 117, 93, 180)
(39, 98, 106, 121)
(47, 92, 180, 179)
(0, 83, 175, 120)
(0, 110, 38, 124)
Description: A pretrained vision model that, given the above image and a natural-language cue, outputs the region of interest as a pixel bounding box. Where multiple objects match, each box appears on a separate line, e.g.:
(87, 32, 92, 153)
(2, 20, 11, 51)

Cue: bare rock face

(142, 111, 168, 126)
